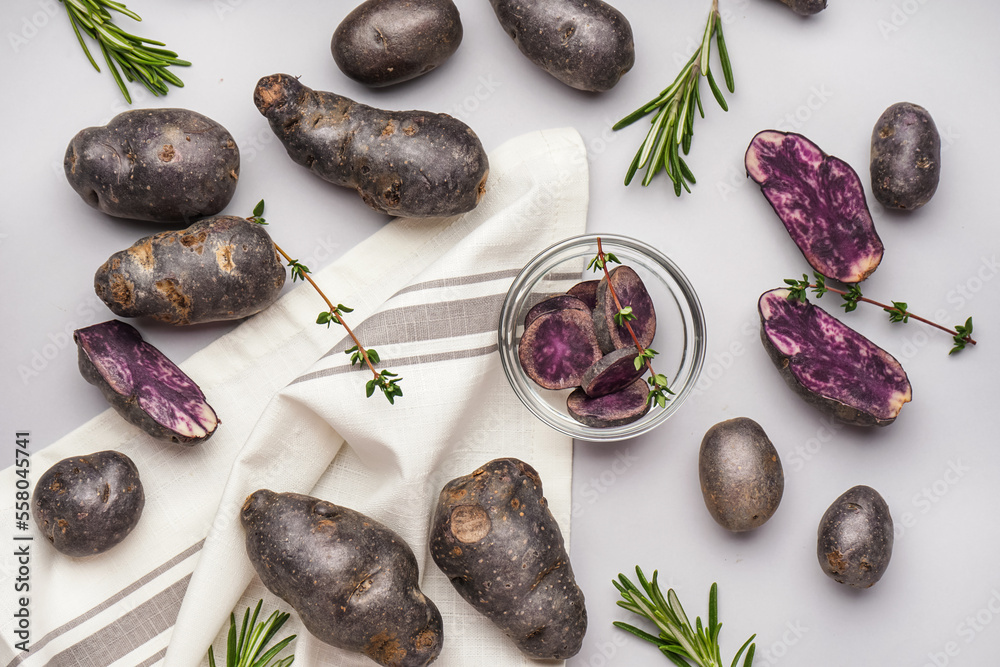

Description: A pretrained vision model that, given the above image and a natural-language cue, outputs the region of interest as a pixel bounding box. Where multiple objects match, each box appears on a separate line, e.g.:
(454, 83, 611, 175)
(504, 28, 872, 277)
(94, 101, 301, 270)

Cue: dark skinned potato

(489, 0, 634, 92)
(332, 0, 463, 87)
(870, 102, 941, 210)
(430, 458, 586, 660)
(254, 74, 489, 218)
(32, 451, 144, 557)
(779, 0, 827, 15)
(64, 108, 239, 223)
(94, 215, 285, 325)
(818, 485, 893, 588)
(241, 490, 443, 667)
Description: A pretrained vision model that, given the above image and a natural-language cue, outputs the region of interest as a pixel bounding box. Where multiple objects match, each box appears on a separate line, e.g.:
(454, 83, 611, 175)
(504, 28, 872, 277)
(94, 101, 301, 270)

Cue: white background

(3, 0, 999, 665)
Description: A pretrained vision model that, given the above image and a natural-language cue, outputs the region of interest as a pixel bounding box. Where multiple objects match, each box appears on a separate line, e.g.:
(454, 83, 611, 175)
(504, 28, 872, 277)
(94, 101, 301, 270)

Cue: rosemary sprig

(589, 239, 674, 408)
(248, 201, 403, 403)
(784, 272, 977, 355)
(614, 567, 756, 667)
(614, 0, 734, 196)
(60, 0, 190, 103)
(207, 599, 295, 667)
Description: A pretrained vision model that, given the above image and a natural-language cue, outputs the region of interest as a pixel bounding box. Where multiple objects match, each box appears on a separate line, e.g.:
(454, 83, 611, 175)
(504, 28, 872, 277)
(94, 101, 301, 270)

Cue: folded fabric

(0, 127, 589, 667)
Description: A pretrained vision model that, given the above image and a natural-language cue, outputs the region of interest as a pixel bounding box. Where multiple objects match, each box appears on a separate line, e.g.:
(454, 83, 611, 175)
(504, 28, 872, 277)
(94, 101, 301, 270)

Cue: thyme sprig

(248, 201, 403, 403)
(207, 599, 295, 667)
(589, 239, 674, 408)
(60, 0, 190, 103)
(785, 272, 977, 355)
(614, 0, 734, 196)
(614, 567, 756, 667)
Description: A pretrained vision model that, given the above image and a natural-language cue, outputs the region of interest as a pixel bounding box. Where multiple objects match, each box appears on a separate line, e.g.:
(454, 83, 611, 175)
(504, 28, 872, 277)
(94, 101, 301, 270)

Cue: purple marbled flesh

(524, 294, 591, 329)
(759, 289, 911, 424)
(566, 280, 599, 310)
(593, 266, 656, 353)
(567, 377, 651, 428)
(74, 320, 219, 444)
(581, 346, 644, 397)
(518, 310, 603, 390)
(746, 130, 884, 283)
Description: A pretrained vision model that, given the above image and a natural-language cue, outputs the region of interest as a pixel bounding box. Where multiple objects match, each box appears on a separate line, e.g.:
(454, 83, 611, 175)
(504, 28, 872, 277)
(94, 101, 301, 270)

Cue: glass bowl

(498, 234, 707, 442)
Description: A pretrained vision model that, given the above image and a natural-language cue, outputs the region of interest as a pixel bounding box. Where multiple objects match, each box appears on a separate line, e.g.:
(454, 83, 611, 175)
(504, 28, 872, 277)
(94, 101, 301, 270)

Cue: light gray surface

(2, 1, 999, 665)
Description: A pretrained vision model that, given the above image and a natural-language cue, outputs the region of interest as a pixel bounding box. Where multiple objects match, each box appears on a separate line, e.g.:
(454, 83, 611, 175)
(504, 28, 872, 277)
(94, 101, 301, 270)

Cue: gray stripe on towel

(293, 343, 499, 386)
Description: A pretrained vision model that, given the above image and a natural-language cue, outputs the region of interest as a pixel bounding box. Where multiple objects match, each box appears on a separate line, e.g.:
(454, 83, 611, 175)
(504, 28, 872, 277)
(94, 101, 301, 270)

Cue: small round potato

(699, 417, 784, 532)
(870, 102, 941, 210)
(332, 0, 463, 87)
(817, 485, 893, 588)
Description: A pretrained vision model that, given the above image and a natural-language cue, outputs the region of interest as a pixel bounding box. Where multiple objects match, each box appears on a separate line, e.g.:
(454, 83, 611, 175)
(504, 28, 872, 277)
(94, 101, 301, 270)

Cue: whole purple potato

(241, 490, 443, 667)
(64, 108, 239, 223)
(75, 320, 219, 445)
(94, 215, 285, 325)
(870, 102, 941, 210)
(779, 0, 827, 15)
(32, 451, 144, 557)
(430, 458, 587, 660)
(818, 485, 893, 588)
(333, 0, 463, 87)
(254, 74, 489, 218)
(489, 0, 634, 92)
(699, 417, 784, 532)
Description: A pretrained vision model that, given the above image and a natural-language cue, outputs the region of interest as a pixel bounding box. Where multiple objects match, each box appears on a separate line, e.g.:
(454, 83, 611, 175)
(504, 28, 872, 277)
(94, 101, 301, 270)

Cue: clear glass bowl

(498, 234, 707, 442)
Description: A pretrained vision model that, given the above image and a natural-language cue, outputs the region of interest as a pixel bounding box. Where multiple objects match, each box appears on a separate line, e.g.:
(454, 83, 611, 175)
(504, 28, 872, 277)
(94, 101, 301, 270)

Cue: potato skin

(333, 0, 463, 87)
(241, 490, 443, 667)
(699, 418, 783, 532)
(870, 102, 941, 210)
(779, 0, 827, 15)
(64, 108, 239, 223)
(489, 0, 634, 92)
(94, 215, 285, 325)
(32, 451, 144, 557)
(429, 458, 586, 660)
(817, 485, 893, 588)
(254, 74, 489, 218)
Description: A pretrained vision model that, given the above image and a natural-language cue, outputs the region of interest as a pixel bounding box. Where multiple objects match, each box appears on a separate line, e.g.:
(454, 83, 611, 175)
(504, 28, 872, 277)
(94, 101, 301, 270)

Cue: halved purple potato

(567, 377, 650, 427)
(524, 294, 591, 329)
(518, 310, 602, 390)
(745, 130, 884, 284)
(74, 320, 219, 445)
(593, 265, 655, 353)
(581, 345, 644, 397)
(758, 289, 911, 426)
(566, 280, 599, 310)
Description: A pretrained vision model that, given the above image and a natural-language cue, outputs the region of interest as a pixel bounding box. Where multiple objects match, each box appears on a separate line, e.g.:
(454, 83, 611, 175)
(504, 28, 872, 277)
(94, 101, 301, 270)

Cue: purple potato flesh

(32, 451, 144, 557)
(870, 102, 941, 210)
(518, 310, 602, 390)
(818, 485, 893, 588)
(566, 280, 599, 309)
(75, 320, 219, 445)
(746, 130, 884, 283)
(581, 345, 644, 397)
(593, 265, 655, 353)
(524, 294, 590, 328)
(567, 377, 650, 427)
(758, 289, 911, 426)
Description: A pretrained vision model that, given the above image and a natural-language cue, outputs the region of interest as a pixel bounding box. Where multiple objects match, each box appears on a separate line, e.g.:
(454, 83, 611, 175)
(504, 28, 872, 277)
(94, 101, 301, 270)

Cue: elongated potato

(254, 74, 489, 218)
(94, 215, 285, 325)
(241, 490, 443, 667)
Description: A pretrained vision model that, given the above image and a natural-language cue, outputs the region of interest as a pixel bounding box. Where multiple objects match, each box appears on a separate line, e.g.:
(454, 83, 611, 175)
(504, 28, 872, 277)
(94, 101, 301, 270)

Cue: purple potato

(870, 102, 941, 210)
(566, 279, 599, 309)
(580, 345, 644, 397)
(94, 215, 285, 325)
(567, 377, 650, 427)
(32, 451, 144, 557)
(593, 265, 655, 353)
(758, 288, 911, 426)
(489, 0, 634, 92)
(818, 485, 893, 588)
(241, 490, 443, 666)
(74, 320, 219, 445)
(524, 294, 590, 328)
(518, 309, 602, 389)
(332, 0, 463, 87)
(746, 130, 884, 283)
(779, 0, 827, 15)
(699, 418, 783, 532)
(254, 74, 489, 218)
(429, 458, 586, 659)
(64, 108, 239, 223)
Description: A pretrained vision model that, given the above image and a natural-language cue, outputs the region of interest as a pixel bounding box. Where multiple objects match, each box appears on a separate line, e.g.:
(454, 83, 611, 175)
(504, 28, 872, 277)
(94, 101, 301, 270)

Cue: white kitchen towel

(0, 127, 589, 667)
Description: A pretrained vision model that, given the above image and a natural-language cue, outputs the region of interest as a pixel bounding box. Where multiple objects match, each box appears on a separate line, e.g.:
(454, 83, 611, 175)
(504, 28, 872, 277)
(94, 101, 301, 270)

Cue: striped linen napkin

(0, 127, 589, 667)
